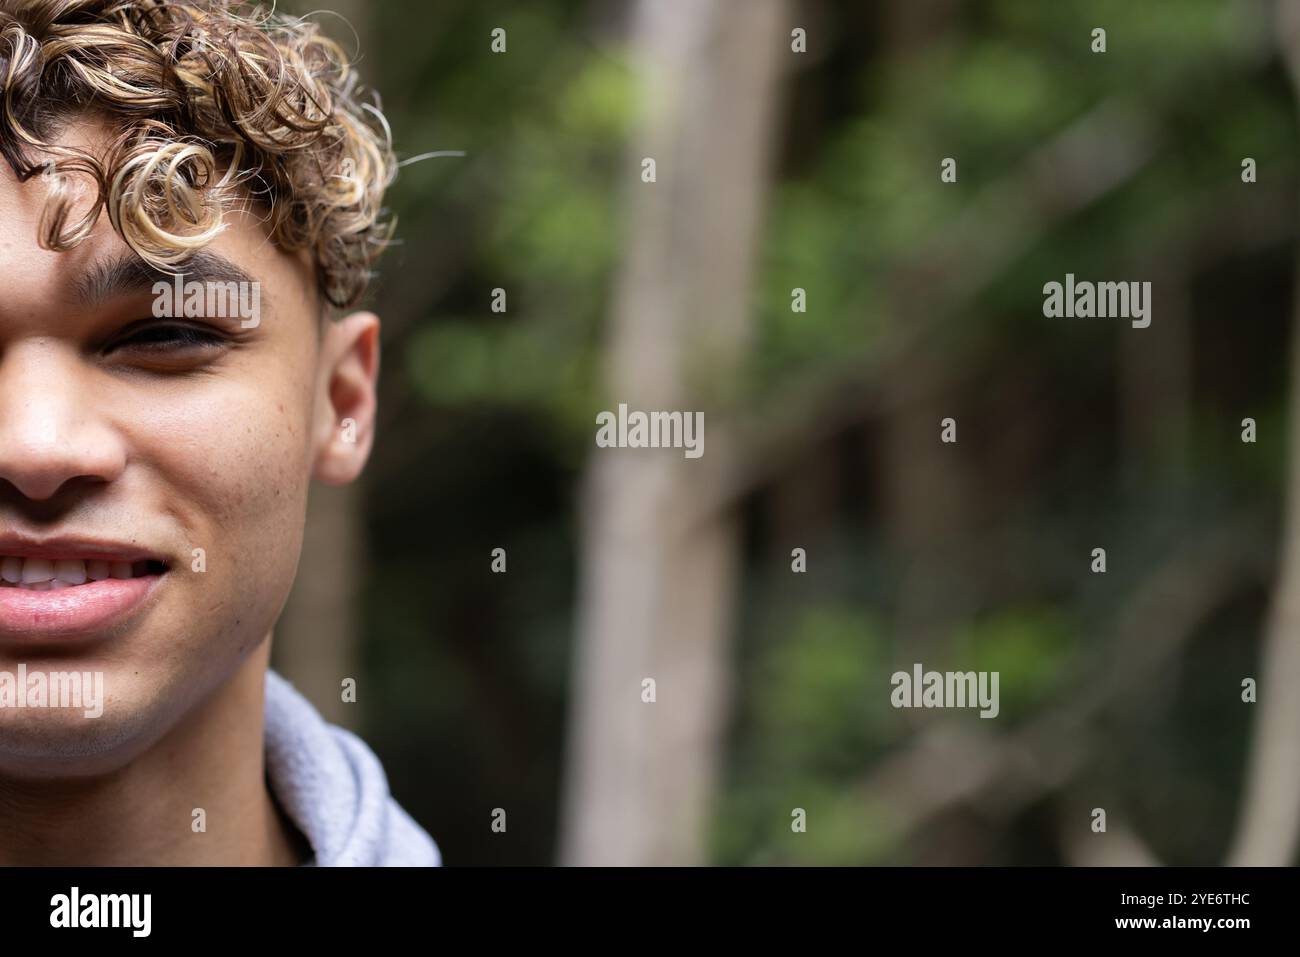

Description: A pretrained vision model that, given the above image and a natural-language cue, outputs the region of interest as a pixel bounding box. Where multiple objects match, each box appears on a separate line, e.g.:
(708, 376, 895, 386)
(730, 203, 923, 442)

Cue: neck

(0, 640, 307, 866)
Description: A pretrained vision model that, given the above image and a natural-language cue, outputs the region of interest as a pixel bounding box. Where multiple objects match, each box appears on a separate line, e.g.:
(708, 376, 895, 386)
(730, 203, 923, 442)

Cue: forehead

(0, 114, 316, 317)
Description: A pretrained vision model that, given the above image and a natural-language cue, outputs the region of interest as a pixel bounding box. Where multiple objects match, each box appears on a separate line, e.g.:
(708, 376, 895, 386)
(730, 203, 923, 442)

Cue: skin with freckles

(0, 118, 381, 865)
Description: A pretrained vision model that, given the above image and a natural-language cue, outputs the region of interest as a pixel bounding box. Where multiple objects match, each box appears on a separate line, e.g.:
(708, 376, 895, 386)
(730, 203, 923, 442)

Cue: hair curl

(0, 0, 397, 308)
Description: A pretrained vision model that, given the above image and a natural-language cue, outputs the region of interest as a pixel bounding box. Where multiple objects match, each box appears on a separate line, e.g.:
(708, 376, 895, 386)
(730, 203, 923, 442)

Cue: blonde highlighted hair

(0, 0, 397, 308)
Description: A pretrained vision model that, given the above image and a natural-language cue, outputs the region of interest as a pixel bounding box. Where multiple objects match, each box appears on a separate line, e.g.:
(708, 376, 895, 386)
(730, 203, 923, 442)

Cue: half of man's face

(0, 117, 336, 776)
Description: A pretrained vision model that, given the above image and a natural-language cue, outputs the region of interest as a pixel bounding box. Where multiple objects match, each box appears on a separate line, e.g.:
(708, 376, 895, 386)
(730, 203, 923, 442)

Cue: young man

(0, 0, 440, 865)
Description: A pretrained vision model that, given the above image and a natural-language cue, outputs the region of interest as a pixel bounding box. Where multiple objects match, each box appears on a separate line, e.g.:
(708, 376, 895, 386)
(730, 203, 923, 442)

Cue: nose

(0, 341, 127, 501)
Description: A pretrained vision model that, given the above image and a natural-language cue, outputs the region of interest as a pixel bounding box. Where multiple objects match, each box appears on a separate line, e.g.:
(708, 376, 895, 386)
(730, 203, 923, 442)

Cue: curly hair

(0, 0, 397, 308)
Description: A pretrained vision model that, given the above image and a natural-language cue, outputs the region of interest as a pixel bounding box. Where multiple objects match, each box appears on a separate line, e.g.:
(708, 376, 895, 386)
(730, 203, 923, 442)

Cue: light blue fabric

(264, 669, 441, 867)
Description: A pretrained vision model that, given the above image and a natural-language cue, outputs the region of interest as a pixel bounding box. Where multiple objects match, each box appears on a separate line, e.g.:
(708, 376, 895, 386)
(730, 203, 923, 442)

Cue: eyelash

(106, 322, 227, 355)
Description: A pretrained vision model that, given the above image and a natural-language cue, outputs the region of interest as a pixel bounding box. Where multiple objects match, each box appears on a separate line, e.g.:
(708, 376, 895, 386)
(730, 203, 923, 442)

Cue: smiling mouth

(0, 551, 169, 639)
(0, 557, 169, 589)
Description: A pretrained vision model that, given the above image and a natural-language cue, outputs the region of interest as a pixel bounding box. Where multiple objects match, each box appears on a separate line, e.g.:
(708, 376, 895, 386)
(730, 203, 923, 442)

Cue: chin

(0, 667, 169, 778)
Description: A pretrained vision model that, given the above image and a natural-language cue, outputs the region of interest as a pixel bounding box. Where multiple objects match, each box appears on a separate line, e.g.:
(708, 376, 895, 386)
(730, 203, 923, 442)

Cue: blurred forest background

(270, 0, 1300, 865)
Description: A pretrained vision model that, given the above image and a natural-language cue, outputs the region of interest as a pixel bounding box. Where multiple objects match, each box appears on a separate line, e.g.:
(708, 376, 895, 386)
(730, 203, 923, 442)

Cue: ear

(311, 311, 380, 485)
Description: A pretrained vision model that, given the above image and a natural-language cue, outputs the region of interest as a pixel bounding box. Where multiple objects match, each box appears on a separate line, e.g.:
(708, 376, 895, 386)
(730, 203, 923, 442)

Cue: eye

(104, 321, 227, 355)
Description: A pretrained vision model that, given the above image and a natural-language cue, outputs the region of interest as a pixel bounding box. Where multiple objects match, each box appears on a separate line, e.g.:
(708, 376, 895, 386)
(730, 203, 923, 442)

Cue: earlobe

(312, 311, 380, 485)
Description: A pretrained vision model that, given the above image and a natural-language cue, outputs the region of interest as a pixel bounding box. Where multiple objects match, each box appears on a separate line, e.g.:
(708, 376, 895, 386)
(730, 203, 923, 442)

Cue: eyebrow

(75, 250, 261, 308)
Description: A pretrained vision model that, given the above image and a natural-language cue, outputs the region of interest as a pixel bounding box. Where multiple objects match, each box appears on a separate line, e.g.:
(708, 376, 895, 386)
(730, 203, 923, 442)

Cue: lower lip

(0, 575, 163, 639)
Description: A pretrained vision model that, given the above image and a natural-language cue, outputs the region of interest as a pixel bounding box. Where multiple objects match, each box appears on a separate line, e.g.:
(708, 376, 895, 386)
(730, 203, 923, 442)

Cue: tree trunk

(1226, 0, 1300, 867)
(273, 482, 363, 728)
(558, 0, 787, 865)
(271, 0, 371, 729)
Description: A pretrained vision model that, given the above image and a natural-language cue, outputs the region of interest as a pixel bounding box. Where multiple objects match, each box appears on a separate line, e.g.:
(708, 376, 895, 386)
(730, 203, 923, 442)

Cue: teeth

(0, 556, 159, 588)
(20, 558, 53, 583)
(54, 559, 87, 584)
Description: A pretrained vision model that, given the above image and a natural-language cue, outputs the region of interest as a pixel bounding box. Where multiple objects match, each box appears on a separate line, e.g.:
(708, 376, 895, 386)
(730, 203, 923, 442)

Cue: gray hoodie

(264, 669, 441, 866)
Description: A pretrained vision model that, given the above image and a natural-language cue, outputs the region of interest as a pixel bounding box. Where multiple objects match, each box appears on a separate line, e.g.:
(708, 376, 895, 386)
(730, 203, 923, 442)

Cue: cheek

(126, 368, 318, 590)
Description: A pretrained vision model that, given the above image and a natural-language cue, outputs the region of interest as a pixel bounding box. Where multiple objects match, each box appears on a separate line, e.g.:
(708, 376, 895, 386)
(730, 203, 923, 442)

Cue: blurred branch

(692, 179, 1295, 531)
(1058, 809, 1161, 867)
(680, 96, 1162, 531)
(857, 516, 1260, 854)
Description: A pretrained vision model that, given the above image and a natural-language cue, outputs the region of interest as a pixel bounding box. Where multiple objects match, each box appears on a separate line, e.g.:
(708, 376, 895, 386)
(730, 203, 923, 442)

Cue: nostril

(0, 470, 121, 505)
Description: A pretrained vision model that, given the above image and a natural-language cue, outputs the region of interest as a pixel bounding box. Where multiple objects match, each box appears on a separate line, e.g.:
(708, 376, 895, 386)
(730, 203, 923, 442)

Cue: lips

(0, 538, 169, 639)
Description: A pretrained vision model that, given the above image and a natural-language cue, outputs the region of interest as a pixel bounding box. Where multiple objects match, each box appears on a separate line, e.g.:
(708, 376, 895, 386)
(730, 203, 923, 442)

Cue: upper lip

(0, 533, 169, 565)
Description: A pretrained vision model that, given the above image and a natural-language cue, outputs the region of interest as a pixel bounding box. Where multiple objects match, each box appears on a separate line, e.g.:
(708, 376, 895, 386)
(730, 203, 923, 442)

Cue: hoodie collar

(263, 669, 441, 866)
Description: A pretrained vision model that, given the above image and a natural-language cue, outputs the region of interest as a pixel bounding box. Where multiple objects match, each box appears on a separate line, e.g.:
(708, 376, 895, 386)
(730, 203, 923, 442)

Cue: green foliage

(716, 606, 904, 864)
(949, 607, 1076, 722)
